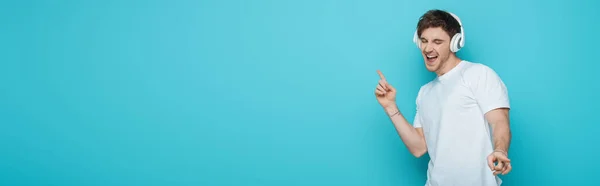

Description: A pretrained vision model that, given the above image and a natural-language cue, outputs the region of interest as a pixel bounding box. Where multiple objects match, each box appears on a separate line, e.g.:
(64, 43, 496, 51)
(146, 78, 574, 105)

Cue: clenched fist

(375, 70, 397, 109)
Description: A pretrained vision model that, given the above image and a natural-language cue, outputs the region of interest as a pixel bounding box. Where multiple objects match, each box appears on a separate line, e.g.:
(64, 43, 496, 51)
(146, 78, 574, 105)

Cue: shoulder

(460, 61, 497, 77)
(458, 61, 503, 84)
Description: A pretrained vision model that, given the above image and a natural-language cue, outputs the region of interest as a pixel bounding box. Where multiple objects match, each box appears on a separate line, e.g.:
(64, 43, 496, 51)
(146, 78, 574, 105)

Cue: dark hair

(416, 9, 461, 38)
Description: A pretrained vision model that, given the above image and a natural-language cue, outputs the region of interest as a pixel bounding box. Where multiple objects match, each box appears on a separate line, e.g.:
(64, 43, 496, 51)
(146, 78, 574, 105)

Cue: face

(419, 27, 453, 74)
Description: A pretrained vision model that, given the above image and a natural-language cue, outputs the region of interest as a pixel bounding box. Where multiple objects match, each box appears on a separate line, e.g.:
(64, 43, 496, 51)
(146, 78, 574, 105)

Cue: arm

(485, 107, 513, 175)
(466, 64, 511, 153)
(466, 64, 512, 175)
(384, 105, 427, 158)
(374, 70, 427, 158)
(485, 108, 511, 154)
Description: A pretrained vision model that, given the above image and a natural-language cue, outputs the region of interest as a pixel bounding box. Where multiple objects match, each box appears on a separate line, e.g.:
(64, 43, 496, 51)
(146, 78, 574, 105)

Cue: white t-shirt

(413, 61, 510, 186)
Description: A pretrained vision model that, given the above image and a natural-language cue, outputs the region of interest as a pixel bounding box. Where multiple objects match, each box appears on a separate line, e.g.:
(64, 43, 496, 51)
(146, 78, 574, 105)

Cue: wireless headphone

(413, 11, 465, 53)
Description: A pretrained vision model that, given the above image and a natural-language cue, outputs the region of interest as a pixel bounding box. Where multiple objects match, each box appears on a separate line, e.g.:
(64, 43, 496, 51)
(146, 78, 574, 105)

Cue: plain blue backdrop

(1, 0, 599, 185)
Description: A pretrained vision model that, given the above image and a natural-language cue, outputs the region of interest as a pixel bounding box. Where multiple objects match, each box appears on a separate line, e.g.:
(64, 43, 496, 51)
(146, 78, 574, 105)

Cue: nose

(423, 42, 433, 53)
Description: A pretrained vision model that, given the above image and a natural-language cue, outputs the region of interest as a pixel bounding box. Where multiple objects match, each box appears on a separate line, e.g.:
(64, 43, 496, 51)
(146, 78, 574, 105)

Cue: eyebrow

(420, 38, 445, 42)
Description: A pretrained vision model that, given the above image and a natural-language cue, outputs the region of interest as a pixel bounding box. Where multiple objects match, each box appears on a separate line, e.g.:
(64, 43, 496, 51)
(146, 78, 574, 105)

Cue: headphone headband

(447, 12, 465, 49)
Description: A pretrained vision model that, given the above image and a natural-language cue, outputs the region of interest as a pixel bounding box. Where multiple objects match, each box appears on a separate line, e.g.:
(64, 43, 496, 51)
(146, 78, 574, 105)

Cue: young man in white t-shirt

(374, 9, 513, 186)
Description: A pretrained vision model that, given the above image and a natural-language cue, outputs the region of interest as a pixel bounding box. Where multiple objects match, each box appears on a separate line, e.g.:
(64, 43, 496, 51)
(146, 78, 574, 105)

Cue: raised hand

(375, 70, 397, 109)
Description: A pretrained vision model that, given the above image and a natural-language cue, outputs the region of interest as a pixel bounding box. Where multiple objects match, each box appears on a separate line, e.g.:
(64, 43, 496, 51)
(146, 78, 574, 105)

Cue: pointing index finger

(377, 70, 386, 80)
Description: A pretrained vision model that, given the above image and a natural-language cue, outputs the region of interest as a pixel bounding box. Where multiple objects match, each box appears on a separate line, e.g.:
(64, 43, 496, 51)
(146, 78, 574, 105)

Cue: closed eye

(421, 38, 444, 44)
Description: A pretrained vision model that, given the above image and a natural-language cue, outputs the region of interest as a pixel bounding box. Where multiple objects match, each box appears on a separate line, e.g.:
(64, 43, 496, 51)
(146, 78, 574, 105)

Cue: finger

(499, 165, 507, 175)
(494, 161, 504, 171)
(495, 162, 508, 176)
(487, 156, 495, 171)
(377, 70, 386, 80)
(375, 89, 385, 96)
(497, 155, 511, 163)
(378, 80, 388, 90)
(494, 162, 504, 176)
(502, 163, 512, 175)
(377, 84, 387, 93)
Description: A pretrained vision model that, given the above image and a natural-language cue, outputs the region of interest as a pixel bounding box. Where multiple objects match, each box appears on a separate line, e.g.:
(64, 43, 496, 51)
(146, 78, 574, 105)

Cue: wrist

(383, 103, 397, 111)
(494, 149, 508, 155)
(383, 104, 399, 116)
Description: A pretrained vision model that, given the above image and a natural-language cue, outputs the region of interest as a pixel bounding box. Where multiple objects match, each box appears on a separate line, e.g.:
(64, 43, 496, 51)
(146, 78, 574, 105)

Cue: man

(374, 9, 512, 186)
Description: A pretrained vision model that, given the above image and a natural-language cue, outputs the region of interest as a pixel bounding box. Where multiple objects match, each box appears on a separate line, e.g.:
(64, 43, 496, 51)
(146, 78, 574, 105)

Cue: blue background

(1, 0, 599, 185)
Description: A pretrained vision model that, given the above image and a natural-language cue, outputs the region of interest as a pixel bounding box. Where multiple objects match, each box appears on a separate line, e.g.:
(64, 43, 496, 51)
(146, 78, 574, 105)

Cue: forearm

(488, 109, 511, 154)
(384, 105, 427, 157)
(492, 122, 511, 153)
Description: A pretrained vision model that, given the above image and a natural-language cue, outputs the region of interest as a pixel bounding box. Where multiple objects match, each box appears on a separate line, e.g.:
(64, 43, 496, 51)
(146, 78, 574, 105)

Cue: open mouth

(426, 55, 438, 63)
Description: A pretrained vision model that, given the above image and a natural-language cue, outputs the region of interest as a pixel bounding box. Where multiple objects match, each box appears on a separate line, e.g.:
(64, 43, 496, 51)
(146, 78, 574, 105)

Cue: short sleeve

(413, 111, 423, 128)
(413, 87, 424, 128)
(468, 64, 510, 114)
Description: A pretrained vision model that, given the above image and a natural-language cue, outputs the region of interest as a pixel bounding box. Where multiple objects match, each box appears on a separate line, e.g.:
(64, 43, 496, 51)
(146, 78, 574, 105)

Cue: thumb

(386, 83, 396, 92)
(487, 155, 495, 171)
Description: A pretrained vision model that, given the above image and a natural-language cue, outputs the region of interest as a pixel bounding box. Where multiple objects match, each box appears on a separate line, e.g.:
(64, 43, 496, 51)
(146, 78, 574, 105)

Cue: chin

(425, 66, 438, 72)
(424, 59, 439, 71)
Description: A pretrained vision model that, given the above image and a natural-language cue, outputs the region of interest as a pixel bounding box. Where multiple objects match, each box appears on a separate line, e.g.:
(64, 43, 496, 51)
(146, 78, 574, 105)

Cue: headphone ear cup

(458, 33, 464, 49)
(413, 31, 420, 48)
(450, 33, 462, 52)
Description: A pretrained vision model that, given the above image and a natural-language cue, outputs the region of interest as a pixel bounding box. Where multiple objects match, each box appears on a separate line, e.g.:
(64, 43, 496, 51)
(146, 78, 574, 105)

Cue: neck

(435, 54, 462, 76)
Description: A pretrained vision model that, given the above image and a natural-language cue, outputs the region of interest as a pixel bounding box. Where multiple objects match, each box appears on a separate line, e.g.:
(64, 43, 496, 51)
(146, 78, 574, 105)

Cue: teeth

(427, 55, 437, 58)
